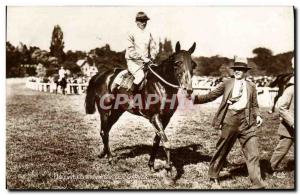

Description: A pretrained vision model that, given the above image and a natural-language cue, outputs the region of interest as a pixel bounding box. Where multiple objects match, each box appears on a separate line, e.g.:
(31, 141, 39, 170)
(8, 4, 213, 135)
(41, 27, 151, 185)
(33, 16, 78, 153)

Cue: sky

(6, 6, 294, 58)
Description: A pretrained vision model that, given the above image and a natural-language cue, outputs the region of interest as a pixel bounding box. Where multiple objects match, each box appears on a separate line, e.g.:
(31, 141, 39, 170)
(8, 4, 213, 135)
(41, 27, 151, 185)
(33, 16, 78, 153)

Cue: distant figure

(125, 11, 158, 93)
(54, 76, 67, 95)
(270, 63, 294, 173)
(73, 78, 78, 94)
(58, 66, 66, 82)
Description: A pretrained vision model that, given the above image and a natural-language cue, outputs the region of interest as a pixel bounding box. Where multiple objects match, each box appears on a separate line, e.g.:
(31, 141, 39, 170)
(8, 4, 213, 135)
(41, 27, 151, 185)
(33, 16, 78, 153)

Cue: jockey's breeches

(127, 60, 144, 85)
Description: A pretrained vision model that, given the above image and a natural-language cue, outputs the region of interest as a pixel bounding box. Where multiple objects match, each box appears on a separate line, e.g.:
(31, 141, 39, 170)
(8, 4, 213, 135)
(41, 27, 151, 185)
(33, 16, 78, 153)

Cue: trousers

(127, 60, 145, 85)
(208, 109, 265, 188)
(270, 136, 293, 169)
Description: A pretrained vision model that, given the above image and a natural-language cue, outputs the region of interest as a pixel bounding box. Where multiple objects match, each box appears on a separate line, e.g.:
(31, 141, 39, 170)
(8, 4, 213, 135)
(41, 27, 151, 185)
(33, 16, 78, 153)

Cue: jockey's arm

(126, 34, 143, 60)
(149, 33, 159, 60)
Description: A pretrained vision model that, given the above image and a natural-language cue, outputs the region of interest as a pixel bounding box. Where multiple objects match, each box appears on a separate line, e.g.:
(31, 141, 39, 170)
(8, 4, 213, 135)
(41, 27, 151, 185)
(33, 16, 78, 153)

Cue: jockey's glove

(142, 57, 151, 63)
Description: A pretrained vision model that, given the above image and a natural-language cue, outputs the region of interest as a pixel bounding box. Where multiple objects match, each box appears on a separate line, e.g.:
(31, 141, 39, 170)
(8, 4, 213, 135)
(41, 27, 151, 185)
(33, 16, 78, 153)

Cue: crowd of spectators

(192, 76, 274, 88)
(27, 76, 88, 84)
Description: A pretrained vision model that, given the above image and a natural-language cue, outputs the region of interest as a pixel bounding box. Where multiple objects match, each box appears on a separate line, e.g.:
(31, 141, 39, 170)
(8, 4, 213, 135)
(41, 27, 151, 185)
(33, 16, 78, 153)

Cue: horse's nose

(187, 89, 193, 95)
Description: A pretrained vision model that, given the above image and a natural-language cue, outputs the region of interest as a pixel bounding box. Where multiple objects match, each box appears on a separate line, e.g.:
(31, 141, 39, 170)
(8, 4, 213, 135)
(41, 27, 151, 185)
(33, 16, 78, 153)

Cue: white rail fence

(25, 80, 279, 108)
(26, 81, 88, 95)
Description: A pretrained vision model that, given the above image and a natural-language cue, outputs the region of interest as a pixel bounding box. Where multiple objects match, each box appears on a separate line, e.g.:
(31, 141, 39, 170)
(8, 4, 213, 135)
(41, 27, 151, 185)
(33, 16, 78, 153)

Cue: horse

(268, 73, 293, 113)
(85, 41, 196, 174)
(54, 75, 67, 95)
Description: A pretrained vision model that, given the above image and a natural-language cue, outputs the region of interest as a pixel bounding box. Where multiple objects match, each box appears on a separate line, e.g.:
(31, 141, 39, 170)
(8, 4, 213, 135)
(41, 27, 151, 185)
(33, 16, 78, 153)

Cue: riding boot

(127, 84, 138, 109)
(128, 83, 138, 95)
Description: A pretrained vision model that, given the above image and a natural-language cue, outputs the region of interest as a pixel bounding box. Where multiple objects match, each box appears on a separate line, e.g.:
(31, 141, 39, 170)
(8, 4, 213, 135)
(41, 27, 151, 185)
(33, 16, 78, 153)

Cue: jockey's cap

(136, 11, 150, 21)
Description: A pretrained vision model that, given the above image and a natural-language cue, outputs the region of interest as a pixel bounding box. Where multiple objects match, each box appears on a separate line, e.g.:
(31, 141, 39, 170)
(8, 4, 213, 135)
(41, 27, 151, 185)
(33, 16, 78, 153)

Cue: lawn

(6, 78, 294, 190)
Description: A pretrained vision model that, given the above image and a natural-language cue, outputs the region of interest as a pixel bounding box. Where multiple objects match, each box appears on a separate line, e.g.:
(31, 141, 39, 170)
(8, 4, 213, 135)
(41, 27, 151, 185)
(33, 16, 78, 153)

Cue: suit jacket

(277, 84, 294, 138)
(194, 78, 260, 129)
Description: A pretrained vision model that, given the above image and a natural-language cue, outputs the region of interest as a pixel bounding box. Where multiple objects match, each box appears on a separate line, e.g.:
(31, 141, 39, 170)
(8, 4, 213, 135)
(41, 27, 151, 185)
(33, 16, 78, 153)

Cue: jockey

(125, 11, 158, 92)
(58, 66, 66, 81)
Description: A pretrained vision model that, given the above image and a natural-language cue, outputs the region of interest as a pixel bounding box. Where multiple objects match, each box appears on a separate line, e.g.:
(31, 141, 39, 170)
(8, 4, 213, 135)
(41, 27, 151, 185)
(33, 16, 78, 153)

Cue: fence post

(78, 85, 83, 95)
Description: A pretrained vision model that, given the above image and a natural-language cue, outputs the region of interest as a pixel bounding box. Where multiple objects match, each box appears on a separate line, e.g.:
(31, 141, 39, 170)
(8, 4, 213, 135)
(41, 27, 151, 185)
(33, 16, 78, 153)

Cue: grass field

(6, 78, 294, 190)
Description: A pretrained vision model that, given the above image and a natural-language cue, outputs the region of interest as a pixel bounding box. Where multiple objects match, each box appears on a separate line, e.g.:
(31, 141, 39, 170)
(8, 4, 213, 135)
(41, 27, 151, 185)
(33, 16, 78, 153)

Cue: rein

(148, 64, 181, 89)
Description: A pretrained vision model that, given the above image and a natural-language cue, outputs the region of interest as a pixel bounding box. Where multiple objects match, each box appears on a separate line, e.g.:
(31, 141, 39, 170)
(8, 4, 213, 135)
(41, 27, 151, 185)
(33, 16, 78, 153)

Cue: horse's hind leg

(99, 110, 123, 164)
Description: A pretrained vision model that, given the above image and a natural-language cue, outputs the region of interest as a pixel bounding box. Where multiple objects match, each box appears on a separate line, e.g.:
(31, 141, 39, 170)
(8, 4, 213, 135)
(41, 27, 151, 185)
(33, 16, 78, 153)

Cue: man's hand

(142, 57, 151, 64)
(256, 116, 263, 127)
(185, 91, 195, 100)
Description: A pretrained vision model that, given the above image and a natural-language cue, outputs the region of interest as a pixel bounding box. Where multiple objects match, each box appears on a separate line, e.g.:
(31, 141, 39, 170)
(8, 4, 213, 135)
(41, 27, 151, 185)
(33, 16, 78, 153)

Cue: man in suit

(270, 58, 294, 172)
(193, 57, 266, 189)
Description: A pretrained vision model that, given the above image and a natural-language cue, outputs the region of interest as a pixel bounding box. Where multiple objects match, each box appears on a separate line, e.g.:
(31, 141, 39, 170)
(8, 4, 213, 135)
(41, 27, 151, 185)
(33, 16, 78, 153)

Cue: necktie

(229, 81, 243, 104)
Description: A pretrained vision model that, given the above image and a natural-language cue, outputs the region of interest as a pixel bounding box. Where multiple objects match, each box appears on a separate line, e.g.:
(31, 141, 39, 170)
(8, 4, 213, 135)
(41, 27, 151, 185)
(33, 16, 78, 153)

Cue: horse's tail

(85, 71, 111, 114)
(85, 75, 97, 114)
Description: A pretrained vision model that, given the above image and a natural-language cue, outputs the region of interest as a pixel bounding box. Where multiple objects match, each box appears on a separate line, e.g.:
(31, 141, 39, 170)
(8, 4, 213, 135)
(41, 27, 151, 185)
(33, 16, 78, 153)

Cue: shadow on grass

(112, 145, 295, 182)
(223, 159, 274, 180)
(223, 158, 295, 180)
(114, 144, 211, 181)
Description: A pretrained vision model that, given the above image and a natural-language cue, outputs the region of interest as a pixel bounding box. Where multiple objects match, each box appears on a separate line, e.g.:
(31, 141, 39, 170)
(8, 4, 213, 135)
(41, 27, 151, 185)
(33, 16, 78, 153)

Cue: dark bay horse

(268, 73, 293, 113)
(85, 42, 196, 173)
(54, 76, 67, 95)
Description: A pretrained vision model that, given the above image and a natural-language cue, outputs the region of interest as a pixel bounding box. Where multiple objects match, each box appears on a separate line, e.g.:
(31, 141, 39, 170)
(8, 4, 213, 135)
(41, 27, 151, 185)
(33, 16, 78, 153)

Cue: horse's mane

(269, 72, 293, 88)
(152, 54, 175, 74)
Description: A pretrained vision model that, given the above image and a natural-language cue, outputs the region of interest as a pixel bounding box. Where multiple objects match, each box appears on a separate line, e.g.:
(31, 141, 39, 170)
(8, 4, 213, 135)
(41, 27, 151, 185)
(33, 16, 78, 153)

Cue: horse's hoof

(209, 178, 220, 186)
(166, 169, 173, 177)
(165, 165, 173, 177)
(148, 162, 155, 172)
(98, 151, 106, 158)
(108, 156, 113, 165)
(110, 153, 116, 157)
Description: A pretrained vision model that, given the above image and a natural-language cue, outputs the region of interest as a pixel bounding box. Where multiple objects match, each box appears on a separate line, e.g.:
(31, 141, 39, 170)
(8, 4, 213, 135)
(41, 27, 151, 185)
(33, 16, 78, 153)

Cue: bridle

(147, 64, 181, 89)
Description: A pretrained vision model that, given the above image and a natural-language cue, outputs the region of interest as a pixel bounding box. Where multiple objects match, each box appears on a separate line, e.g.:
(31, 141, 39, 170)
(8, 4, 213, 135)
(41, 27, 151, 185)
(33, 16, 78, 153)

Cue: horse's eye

(175, 61, 183, 65)
(175, 61, 183, 68)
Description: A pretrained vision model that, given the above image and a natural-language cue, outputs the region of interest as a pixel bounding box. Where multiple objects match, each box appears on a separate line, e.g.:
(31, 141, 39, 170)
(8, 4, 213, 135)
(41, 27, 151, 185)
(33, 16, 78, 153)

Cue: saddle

(109, 68, 147, 93)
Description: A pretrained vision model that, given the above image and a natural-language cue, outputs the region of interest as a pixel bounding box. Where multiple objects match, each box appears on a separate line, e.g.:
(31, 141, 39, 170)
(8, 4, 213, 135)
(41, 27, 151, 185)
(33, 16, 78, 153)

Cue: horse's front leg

(148, 134, 161, 171)
(151, 114, 172, 174)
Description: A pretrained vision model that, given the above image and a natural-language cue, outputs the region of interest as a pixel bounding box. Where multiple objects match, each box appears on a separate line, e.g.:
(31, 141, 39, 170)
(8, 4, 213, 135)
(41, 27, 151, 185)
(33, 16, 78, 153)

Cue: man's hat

(136, 11, 150, 21)
(230, 57, 251, 70)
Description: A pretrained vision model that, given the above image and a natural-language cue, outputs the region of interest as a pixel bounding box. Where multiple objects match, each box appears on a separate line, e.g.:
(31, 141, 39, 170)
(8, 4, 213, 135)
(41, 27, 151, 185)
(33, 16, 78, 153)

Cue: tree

(157, 38, 173, 63)
(31, 49, 50, 66)
(251, 47, 293, 75)
(252, 47, 273, 71)
(90, 44, 126, 72)
(193, 56, 230, 76)
(6, 42, 19, 77)
(50, 25, 65, 63)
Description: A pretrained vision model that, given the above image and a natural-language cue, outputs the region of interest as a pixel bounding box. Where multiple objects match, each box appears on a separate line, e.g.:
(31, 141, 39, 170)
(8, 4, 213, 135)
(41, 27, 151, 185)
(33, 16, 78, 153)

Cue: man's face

(233, 68, 247, 80)
(136, 20, 147, 30)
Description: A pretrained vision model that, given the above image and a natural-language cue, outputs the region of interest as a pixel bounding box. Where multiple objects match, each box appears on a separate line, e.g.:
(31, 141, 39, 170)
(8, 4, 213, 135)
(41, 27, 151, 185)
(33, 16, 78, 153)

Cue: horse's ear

(188, 42, 196, 54)
(175, 41, 181, 53)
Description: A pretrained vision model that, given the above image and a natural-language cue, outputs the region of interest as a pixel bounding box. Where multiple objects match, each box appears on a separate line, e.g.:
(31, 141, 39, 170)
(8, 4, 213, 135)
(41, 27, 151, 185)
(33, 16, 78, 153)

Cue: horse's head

(171, 41, 196, 95)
